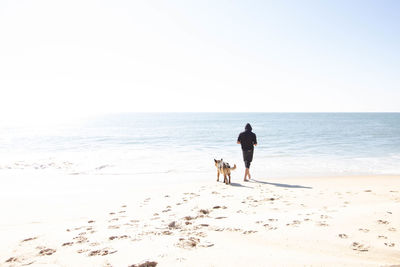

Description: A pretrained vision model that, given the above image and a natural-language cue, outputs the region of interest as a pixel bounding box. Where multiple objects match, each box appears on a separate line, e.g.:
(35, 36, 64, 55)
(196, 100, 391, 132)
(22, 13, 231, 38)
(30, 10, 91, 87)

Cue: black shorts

(242, 149, 254, 168)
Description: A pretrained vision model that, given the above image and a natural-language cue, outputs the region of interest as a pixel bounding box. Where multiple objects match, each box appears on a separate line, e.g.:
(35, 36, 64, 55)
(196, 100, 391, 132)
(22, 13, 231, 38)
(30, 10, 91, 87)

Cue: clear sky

(0, 0, 399, 123)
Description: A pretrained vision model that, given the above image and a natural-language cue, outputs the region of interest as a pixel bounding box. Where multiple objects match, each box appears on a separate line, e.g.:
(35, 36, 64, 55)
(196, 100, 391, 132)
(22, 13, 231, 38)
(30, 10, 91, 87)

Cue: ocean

(1, 113, 400, 179)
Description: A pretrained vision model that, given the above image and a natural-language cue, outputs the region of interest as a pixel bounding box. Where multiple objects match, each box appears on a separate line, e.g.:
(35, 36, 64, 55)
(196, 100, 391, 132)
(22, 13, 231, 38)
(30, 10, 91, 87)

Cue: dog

(214, 159, 236, 184)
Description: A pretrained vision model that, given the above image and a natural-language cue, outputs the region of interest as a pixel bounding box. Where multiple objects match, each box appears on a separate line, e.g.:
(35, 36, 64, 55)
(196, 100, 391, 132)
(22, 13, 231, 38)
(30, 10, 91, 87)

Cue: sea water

(1, 113, 400, 179)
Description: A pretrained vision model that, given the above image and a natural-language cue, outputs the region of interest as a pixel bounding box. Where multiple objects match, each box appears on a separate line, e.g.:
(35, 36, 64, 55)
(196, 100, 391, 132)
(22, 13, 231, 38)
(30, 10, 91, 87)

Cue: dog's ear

(214, 159, 217, 163)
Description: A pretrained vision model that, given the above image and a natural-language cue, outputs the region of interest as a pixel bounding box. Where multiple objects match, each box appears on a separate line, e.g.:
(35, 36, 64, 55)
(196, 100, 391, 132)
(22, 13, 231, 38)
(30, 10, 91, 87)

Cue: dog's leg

(224, 174, 227, 184)
(228, 174, 231, 184)
(217, 171, 220, 182)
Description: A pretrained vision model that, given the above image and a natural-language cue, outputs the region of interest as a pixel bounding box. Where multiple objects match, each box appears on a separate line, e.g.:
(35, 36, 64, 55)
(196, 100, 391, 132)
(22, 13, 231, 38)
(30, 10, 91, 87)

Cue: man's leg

(246, 161, 251, 180)
(243, 162, 248, 181)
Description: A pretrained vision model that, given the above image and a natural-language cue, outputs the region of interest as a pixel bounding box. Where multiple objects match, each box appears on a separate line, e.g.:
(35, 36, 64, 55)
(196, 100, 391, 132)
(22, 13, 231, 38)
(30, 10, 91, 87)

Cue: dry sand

(1, 173, 399, 266)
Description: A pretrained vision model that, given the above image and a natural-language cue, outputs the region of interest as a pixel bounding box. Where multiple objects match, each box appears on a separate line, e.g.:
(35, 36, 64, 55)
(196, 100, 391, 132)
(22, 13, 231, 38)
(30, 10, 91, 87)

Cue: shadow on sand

(230, 182, 253, 188)
(250, 179, 312, 189)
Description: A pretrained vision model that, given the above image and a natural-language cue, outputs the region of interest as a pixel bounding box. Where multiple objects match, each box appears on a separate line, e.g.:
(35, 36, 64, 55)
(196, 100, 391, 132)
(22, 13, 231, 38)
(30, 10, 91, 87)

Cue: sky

(0, 0, 399, 123)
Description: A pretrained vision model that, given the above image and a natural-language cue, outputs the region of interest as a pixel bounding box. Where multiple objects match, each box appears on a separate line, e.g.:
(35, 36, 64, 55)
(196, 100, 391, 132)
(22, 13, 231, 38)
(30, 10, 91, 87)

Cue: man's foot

(244, 179, 249, 182)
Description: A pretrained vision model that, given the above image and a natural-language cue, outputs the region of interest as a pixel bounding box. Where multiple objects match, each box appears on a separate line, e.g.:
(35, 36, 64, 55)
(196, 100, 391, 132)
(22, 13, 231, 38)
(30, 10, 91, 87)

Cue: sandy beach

(1, 173, 399, 267)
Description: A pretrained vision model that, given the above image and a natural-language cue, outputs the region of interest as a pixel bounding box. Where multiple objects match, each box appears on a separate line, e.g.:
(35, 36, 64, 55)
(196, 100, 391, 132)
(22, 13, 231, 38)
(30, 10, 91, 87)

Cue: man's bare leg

(244, 168, 249, 181)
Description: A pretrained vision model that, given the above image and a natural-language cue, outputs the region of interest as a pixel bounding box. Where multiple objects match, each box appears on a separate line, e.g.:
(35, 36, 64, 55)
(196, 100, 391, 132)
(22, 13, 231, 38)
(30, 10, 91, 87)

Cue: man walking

(237, 123, 257, 181)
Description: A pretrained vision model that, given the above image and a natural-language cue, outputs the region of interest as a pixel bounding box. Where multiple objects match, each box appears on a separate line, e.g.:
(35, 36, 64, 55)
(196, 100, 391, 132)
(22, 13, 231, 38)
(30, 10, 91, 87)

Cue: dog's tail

(230, 164, 237, 170)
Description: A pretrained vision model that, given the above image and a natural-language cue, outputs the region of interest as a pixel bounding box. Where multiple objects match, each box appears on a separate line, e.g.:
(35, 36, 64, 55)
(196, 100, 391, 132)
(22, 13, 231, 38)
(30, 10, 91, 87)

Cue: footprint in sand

(21, 237, 38, 242)
(128, 261, 158, 267)
(338, 234, 348, 239)
(109, 235, 129, 240)
(184, 216, 196, 221)
(73, 235, 88, 244)
(66, 226, 84, 232)
(388, 227, 396, 232)
(176, 237, 200, 249)
(62, 242, 74, 246)
(161, 230, 173, 235)
(384, 242, 395, 247)
(226, 227, 242, 232)
(108, 225, 120, 229)
(263, 224, 278, 230)
(77, 248, 89, 254)
(377, 220, 389, 225)
(243, 230, 258, 234)
(316, 221, 329, 227)
(358, 228, 370, 233)
(38, 248, 56, 256)
(351, 242, 369, 252)
(88, 248, 117, 256)
(5, 257, 19, 263)
(198, 241, 214, 248)
(168, 221, 179, 229)
(378, 235, 388, 239)
(199, 209, 210, 215)
(286, 220, 301, 227)
(194, 231, 207, 238)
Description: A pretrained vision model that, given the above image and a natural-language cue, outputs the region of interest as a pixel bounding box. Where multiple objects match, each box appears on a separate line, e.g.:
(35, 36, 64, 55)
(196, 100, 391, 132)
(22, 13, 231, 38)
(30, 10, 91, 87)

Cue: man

(237, 123, 257, 181)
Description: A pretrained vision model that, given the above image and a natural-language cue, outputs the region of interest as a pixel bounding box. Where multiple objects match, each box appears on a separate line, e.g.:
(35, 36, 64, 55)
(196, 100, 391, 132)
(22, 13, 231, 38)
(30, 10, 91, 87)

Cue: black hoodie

(237, 124, 257, 150)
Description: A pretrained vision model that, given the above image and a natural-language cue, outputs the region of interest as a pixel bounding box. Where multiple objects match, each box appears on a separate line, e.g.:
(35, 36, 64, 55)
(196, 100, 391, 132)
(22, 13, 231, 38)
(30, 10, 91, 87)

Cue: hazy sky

(0, 0, 399, 123)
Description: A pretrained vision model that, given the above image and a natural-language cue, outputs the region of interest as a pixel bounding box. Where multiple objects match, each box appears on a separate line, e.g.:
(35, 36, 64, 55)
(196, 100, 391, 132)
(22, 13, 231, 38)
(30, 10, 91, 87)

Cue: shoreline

(1, 174, 399, 266)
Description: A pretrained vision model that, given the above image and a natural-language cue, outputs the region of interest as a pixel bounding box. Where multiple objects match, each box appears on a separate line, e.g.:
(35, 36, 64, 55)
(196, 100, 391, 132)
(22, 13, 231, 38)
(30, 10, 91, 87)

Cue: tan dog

(214, 159, 236, 184)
